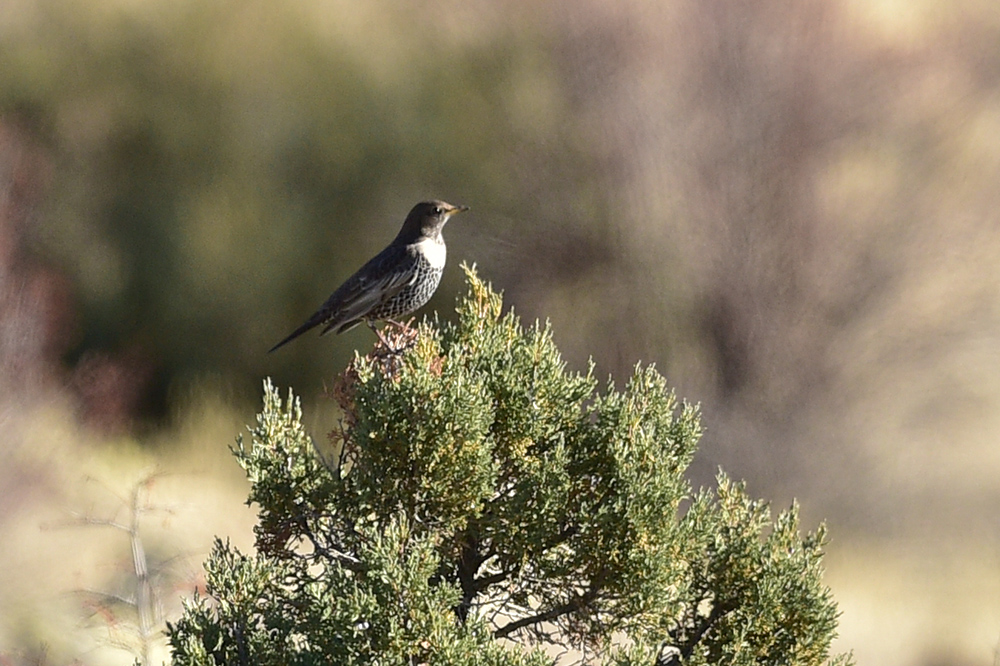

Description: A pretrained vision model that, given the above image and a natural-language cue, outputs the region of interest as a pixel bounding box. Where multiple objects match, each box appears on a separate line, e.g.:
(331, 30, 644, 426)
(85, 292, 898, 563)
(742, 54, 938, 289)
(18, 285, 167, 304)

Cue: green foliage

(167, 266, 852, 665)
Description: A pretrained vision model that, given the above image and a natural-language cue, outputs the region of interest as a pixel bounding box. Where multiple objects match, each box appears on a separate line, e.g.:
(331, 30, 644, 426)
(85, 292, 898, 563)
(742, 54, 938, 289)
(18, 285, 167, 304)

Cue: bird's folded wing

(319, 247, 418, 334)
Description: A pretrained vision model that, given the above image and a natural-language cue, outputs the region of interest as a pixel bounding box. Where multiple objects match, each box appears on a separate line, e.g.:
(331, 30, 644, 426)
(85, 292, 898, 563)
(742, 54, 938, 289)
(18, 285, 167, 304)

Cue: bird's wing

(318, 245, 418, 335)
(268, 245, 417, 353)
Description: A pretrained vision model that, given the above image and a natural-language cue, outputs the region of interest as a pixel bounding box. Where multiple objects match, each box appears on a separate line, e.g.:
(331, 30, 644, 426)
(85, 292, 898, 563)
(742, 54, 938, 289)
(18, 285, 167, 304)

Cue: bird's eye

(432, 206, 442, 216)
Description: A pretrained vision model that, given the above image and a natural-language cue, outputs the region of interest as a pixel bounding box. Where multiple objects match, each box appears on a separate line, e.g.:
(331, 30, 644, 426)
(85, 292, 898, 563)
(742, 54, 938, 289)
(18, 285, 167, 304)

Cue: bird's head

(400, 200, 469, 241)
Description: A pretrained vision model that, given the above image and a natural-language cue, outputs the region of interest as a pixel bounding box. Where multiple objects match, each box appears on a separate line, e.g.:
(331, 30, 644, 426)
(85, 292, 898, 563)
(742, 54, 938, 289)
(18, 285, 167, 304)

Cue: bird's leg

(385, 317, 416, 333)
(375, 318, 419, 353)
(387, 317, 418, 346)
(366, 320, 395, 349)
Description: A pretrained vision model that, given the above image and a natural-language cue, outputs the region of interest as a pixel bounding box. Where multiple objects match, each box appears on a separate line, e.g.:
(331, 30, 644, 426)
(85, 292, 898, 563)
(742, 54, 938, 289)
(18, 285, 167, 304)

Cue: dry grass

(0, 393, 255, 665)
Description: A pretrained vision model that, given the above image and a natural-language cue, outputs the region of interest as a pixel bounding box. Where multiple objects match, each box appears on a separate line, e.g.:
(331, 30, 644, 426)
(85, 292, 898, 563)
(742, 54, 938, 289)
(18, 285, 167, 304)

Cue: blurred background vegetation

(1, 0, 999, 664)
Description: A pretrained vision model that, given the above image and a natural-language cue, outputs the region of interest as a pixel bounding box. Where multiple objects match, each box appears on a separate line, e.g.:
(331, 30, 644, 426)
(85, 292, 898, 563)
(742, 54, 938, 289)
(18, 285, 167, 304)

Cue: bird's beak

(448, 204, 470, 216)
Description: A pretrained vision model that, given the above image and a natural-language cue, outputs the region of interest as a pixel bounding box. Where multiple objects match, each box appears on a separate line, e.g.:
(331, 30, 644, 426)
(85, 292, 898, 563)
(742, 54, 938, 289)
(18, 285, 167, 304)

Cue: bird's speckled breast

(369, 251, 444, 320)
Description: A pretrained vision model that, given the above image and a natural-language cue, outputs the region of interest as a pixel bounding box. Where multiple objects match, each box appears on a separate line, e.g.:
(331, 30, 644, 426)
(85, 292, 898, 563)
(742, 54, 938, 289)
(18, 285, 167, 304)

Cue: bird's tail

(268, 312, 327, 352)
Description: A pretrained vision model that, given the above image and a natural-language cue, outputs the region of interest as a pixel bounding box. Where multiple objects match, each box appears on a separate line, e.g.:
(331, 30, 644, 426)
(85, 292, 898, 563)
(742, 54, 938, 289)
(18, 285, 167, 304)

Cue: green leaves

(168, 266, 851, 666)
(661, 473, 846, 666)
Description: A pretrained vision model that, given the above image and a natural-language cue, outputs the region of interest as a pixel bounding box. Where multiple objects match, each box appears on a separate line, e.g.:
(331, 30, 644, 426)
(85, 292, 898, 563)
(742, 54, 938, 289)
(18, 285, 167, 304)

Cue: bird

(269, 200, 468, 352)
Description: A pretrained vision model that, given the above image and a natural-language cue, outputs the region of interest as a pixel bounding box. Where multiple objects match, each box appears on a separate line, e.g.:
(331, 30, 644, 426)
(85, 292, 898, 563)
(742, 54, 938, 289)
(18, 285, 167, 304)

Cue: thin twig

(493, 587, 600, 639)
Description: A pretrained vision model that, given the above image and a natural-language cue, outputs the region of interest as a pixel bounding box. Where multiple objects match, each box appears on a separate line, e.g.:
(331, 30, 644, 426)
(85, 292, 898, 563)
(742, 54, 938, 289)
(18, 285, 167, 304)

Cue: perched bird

(269, 200, 468, 352)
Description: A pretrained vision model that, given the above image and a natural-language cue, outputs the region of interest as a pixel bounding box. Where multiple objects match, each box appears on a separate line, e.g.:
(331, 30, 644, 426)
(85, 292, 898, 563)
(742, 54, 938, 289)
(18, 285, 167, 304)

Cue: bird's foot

(367, 320, 394, 349)
(385, 317, 416, 333)
(368, 319, 418, 355)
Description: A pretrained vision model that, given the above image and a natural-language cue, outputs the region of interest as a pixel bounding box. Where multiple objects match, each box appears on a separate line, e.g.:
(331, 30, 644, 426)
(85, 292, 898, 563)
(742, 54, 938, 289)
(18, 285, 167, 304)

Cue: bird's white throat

(412, 237, 447, 269)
